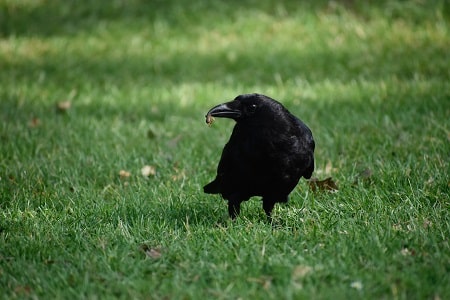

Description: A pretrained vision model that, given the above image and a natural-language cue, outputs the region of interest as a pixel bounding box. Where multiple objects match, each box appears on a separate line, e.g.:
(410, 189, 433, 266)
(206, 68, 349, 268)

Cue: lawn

(1, 0, 449, 299)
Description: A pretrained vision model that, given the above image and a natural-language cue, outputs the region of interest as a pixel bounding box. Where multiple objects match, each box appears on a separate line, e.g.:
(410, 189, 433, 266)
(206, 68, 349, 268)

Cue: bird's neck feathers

(235, 116, 291, 134)
(237, 108, 291, 128)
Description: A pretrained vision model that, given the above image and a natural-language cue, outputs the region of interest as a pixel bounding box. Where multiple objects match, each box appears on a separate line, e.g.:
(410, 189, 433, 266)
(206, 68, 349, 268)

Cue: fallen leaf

(325, 160, 337, 174)
(350, 281, 363, 290)
(28, 117, 40, 128)
(309, 177, 338, 192)
(140, 244, 163, 259)
(392, 223, 403, 231)
(400, 247, 415, 256)
(292, 265, 313, 280)
(141, 165, 156, 177)
(8, 174, 16, 183)
(56, 101, 71, 113)
(14, 285, 32, 295)
(247, 276, 272, 290)
(423, 219, 433, 229)
(171, 167, 186, 181)
(119, 170, 131, 179)
(147, 248, 162, 259)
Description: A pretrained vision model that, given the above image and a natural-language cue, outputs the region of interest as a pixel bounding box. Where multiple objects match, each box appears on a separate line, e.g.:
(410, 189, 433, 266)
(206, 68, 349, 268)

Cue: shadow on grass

(142, 196, 229, 229)
(1, 0, 448, 89)
(2, 0, 447, 38)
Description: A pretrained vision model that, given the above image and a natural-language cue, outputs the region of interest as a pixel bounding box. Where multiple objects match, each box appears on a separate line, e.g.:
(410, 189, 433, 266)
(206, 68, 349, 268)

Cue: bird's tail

(203, 179, 220, 194)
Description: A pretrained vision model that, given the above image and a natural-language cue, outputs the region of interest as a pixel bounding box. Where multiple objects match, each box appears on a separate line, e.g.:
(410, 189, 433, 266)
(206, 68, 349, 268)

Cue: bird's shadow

(151, 198, 229, 228)
(148, 194, 310, 233)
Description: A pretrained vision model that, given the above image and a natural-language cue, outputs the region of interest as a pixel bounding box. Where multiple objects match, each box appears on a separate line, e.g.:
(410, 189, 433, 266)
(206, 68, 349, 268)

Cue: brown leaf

(14, 285, 32, 295)
(350, 281, 363, 290)
(141, 165, 156, 177)
(146, 248, 162, 259)
(292, 265, 313, 280)
(171, 167, 186, 181)
(140, 244, 163, 259)
(423, 219, 433, 229)
(8, 174, 16, 183)
(247, 276, 272, 290)
(309, 177, 338, 192)
(400, 247, 415, 256)
(28, 117, 41, 128)
(325, 160, 337, 174)
(56, 101, 71, 113)
(119, 170, 131, 179)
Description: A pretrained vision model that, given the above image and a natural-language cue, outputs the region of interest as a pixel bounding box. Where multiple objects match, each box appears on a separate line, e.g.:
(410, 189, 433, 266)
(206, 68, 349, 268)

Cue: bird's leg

(228, 201, 241, 219)
(262, 200, 275, 222)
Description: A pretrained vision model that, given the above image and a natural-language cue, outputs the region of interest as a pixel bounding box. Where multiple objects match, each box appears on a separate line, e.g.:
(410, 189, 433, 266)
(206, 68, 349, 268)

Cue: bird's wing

(216, 139, 235, 178)
(291, 115, 315, 179)
(204, 136, 236, 194)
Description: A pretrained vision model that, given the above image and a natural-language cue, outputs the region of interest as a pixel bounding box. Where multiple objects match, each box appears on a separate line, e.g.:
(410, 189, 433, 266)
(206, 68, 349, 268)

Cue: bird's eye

(247, 103, 257, 113)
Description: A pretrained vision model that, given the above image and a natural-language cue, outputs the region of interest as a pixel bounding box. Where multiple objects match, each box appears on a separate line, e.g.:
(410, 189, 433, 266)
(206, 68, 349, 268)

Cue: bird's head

(206, 93, 285, 124)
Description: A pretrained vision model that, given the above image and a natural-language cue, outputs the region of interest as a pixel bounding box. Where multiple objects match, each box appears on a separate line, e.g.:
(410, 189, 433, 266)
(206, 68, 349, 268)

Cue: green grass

(1, 0, 449, 299)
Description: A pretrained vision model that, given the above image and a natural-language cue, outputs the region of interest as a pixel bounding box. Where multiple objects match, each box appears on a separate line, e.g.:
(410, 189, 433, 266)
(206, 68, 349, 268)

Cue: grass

(1, 0, 449, 299)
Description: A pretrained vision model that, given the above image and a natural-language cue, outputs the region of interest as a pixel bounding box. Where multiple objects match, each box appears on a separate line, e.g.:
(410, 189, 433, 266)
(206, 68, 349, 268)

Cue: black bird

(204, 93, 315, 219)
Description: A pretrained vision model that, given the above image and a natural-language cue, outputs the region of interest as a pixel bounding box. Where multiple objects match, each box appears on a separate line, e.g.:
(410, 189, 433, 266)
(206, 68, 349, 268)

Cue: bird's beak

(206, 102, 242, 120)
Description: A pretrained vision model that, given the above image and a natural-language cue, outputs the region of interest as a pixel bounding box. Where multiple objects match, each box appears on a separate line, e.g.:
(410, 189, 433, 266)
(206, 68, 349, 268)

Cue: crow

(204, 93, 315, 220)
